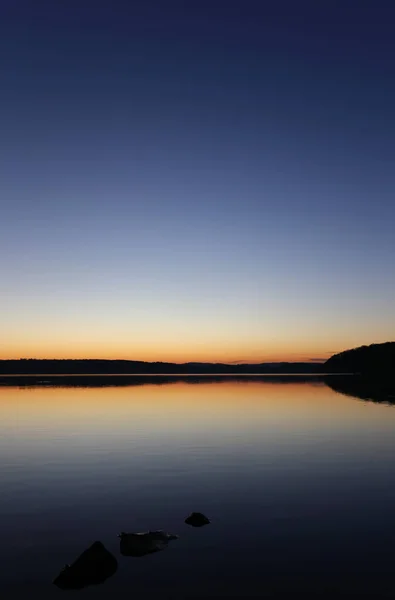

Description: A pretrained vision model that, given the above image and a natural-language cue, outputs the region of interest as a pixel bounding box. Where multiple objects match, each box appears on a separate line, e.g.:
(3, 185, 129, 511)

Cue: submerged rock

(185, 512, 211, 527)
(53, 541, 118, 590)
(119, 530, 178, 557)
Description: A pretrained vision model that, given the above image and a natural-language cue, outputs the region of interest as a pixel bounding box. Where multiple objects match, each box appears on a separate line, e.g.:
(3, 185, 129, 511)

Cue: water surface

(1, 377, 395, 597)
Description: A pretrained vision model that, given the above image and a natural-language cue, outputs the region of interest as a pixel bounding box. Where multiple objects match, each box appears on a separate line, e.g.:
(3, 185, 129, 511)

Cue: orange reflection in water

(0, 379, 386, 439)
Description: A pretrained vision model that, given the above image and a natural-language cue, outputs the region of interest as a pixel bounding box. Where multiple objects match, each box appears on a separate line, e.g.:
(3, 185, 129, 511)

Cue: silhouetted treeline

(323, 342, 395, 375)
(0, 359, 323, 376)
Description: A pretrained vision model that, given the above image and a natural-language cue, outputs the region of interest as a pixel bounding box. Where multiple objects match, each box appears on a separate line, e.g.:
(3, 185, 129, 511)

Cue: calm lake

(1, 376, 395, 598)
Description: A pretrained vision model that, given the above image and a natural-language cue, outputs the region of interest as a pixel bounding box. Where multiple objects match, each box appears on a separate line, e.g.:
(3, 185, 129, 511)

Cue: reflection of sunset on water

(1, 381, 393, 445)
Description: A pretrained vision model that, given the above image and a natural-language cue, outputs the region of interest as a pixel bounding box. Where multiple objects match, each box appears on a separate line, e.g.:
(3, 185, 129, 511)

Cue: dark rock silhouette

(324, 342, 395, 375)
(185, 512, 211, 527)
(52, 541, 117, 590)
(118, 530, 178, 557)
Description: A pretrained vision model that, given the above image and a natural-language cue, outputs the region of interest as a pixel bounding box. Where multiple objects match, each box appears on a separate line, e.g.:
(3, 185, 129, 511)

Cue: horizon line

(0, 357, 327, 364)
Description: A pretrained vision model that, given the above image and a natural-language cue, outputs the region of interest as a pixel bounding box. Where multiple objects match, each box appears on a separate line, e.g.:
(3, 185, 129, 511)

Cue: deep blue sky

(1, 0, 394, 361)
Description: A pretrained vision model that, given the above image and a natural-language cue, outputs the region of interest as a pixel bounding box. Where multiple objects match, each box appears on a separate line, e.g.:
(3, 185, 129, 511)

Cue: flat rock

(119, 530, 178, 557)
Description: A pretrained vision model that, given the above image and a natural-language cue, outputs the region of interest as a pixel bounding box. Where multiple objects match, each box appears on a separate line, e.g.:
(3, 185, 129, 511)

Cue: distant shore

(0, 358, 323, 377)
(2, 344, 393, 387)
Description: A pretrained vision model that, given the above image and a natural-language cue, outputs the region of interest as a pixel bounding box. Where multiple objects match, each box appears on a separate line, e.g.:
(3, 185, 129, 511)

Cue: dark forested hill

(324, 342, 395, 375)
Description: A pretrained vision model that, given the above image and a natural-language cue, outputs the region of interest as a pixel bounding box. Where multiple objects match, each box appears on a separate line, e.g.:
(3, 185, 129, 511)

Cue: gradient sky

(1, 0, 394, 362)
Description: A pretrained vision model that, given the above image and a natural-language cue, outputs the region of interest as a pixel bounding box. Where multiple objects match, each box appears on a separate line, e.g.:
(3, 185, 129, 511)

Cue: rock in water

(53, 541, 118, 590)
(119, 530, 178, 557)
(185, 512, 211, 527)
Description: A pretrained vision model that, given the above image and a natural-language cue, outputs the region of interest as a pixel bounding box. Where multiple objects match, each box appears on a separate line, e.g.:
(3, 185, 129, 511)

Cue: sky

(1, 0, 394, 363)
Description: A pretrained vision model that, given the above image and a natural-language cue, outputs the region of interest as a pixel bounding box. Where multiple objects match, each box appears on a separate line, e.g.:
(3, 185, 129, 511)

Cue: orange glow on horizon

(3, 314, 389, 364)
(0, 346, 333, 363)
(0, 356, 328, 363)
